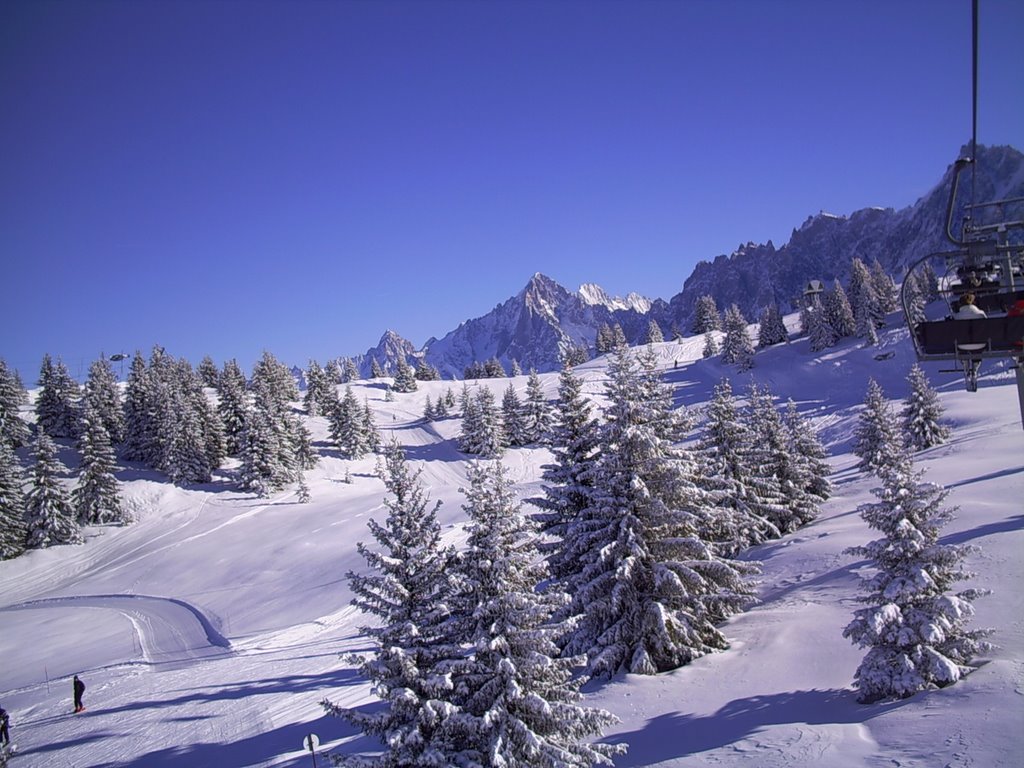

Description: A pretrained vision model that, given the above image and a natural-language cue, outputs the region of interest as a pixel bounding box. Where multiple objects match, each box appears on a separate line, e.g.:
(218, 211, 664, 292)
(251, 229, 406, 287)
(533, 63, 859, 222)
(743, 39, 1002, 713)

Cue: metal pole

(1016, 359, 1024, 431)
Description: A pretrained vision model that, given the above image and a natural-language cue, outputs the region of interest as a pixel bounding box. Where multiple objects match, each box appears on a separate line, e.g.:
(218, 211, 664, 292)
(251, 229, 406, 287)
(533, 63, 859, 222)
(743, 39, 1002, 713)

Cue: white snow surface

(3, 317, 1023, 767)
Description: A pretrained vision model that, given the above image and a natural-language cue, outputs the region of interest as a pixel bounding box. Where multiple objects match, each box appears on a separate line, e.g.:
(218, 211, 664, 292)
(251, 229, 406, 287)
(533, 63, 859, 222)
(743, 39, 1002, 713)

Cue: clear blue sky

(2, 0, 1022, 379)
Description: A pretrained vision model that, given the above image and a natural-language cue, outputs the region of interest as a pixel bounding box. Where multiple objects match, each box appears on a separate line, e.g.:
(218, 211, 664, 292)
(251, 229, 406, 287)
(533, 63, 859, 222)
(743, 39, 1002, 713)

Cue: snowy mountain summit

(578, 282, 652, 313)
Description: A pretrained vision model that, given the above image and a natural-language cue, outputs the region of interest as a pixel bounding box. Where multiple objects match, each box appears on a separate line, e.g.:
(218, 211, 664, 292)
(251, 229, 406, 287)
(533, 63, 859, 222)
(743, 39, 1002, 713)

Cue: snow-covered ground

(2, 319, 1022, 767)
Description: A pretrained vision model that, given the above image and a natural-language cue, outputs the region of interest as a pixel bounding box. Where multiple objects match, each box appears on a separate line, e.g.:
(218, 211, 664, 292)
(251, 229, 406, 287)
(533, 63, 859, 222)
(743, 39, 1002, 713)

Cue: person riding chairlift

(955, 293, 987, 320)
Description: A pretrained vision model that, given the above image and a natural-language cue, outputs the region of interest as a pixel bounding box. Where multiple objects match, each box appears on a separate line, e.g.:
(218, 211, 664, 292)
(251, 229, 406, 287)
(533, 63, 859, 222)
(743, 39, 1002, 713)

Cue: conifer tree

(363, 401, 381, 455)
(533, 364, 600, 579)
(121, 352, 152, 462)
(303, 360, 328, 417)
(902, 364, 950, 451)
(84, 356, 125, 444)
(692, 294, 722, 334)
(843, 445, 991, 703)
(870, 258, 899, 315)
(850, 257, 884, 334)
(198, 356, 220, 388)
(646, 319, 664, 344)
(782, 399, 832, 501)
(563, 346, 758, 677)
(696, 379, 780, 554)
(757, 304, 788, 348)
(0, 441, 27, 559)
(853, 379, 901, 475)
(720, 304, 754, 370)
(611, 323, 628, 349)
(36, 355, 81, 439)
(25, 428, 81, 548)
(321, 440, 461, 767)
(807, 305, 838, 352)
(238, 405, 281, 497)
(423, 394, 437, 422)
(904, 275, 926, 327)
(824, 280, 857, 338)
(392, 356, 418, 393)
(501, 383, 527, 447)
(459, 388, 505, 457)
(702, 331, 719, 359)
(446, 461, 625, 767)
(74, 402, 125, 524)
(217, 358, 250, 456)
(746, 384, 818, 534)
(509, 358, 523, 376)
(483, 357, 506, 378)
(415, 360, 441, 382)
(522, 369, 552, 444)
(370, 357, 385, 379)
(330, 387, 372, 460)
(165, 390, 214, 485)
(0, 358, 31, 449)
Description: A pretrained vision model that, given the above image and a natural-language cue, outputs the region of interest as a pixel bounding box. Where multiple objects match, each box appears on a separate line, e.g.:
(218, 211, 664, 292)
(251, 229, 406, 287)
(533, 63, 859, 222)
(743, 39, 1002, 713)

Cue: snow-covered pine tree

(849, 257, 884, 334)
(532, 363, 600, 579)
(25, 428, 82, 548)
(238, 405, 280, 497)
(0, 440, 27, 559)
(563, 342, 590, 367)
(362, 401, 381, 455)
(161, 385, 213, 485)
(415, 359, 441, 382)
(918, 261, 940, 303)
(563, 345, 758, 677)
(344, 360, 360, 385)
(36, 355, 81, 439)
(483, 357, 506, 378)
(745, 384, 818, 534)
(757, 304, 788, 348)
(611, 323, 628, 349)
(446, 461, 625, 768)
(595, 324, 614, 354)
(522, 369, 552, 445)
(370, 357, 385, 379)
(423, 394, 437, 422)
(853, 378, 901, 475)
(782, 399, 832, 501)
(321, 440, 461, 768)
(121, 352, 151, 462)
(74, 401, 125, 524)
(901, 364, 950, 451)
(509, 358, 523, 376)
(392, 356, 418, 393)
(303, 360, 328, 417)
(217, 358, 250, 456)
(84, 356, 125, 445)
(870, 258, 899, 315)
(0, 358, 31, 449)
(903, 276, 926, 327)
(843, 445, 991, 703)
(198, 355, 220, 388)
(824, 280, 857, 339)
(501, 383, 527, 447)
(720, 304, 754, 370)
(702, 331, 719, 359)
(807, 305, 838, 352)
(329, 386, 372, 460)
(459, 387, 505, 457)
(646, 319, 664, 344)
(695, 378, 779, 555)
(692, 294, 722, 334)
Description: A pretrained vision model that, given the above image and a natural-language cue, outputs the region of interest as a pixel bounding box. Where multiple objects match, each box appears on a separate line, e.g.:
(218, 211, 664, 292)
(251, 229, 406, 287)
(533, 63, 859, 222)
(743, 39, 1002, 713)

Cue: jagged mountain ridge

(339, 144, 1023, 378)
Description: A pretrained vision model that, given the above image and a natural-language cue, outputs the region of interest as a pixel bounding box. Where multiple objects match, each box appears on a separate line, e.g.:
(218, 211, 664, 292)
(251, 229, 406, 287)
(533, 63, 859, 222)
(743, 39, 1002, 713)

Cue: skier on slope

(73, 675, 86, 713)
(0, 705, 10, 746)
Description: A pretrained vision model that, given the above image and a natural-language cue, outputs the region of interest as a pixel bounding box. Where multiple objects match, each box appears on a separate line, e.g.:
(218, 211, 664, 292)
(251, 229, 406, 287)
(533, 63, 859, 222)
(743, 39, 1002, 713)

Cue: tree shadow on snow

(605, 687, 911, 766)
(91, 712, 380, 768)
(941, 514, 1024, 546)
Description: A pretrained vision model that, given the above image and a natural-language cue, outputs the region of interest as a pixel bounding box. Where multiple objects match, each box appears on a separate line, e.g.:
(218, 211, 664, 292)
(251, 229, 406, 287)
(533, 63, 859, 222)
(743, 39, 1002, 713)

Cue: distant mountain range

(348, 144, 1024, 378)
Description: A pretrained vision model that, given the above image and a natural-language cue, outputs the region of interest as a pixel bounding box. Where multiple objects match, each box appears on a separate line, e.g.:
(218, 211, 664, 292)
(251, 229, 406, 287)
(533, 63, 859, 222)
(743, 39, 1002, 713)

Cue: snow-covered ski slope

(2, 318, 1022, 767)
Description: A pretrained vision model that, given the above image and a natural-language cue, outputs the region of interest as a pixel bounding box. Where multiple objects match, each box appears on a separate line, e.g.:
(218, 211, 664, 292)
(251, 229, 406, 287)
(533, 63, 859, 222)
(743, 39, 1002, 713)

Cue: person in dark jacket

(0, 705, 10, 746)
(73, 675, 85, 713)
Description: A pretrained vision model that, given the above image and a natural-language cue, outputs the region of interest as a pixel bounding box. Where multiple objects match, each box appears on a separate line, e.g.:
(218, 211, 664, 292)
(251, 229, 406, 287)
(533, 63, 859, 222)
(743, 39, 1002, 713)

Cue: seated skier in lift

(955, 293, 987, 320)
